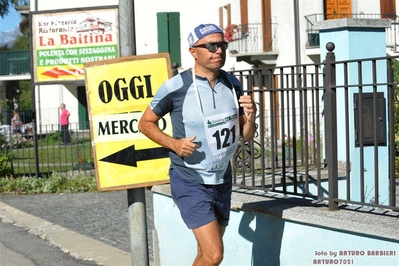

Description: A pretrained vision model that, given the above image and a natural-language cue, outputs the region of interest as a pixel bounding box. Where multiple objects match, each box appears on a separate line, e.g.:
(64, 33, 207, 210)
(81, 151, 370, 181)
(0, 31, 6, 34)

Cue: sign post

(118, 1, 149, 264)
(84, 53, 172, 265)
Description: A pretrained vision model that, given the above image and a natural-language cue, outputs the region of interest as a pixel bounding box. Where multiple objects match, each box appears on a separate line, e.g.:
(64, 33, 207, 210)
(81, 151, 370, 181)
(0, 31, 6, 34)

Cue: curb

(0, 201, 131, 266)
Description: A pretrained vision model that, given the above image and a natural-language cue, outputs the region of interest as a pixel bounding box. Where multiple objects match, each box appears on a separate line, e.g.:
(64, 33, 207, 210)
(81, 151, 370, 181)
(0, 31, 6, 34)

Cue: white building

(1, 0, 397, 129)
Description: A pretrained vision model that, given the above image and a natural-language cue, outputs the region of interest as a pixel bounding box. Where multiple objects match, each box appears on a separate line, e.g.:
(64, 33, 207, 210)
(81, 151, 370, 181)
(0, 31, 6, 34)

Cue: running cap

(187, 23, 224, 47)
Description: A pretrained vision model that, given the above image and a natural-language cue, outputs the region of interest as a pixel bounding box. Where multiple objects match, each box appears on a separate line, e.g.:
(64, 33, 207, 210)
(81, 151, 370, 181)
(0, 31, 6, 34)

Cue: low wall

(151, 185, 399, 266)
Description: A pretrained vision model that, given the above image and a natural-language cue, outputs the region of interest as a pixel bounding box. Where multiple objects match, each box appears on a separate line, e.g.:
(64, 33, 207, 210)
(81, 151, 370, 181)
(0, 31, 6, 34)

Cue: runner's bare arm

(138, 107, 199, 157)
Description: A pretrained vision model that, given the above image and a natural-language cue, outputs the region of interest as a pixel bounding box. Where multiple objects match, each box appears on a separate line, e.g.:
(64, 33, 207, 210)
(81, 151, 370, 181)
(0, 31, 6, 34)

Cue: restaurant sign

(31, 6, 119, 84)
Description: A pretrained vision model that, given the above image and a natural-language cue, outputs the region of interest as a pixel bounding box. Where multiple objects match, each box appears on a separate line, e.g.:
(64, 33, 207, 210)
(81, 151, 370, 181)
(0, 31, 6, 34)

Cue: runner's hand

(173, 136, 199, 157)
(239, 95, 256, 124)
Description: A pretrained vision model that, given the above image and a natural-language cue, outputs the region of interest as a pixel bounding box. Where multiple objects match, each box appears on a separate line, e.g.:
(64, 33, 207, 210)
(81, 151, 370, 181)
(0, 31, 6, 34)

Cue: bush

(0, 133, 13, 176)
(396, 155, 399, 179)
(43, 131, 62, 144)
(0, 173, 98, 195)
(8, 134, 34, 149)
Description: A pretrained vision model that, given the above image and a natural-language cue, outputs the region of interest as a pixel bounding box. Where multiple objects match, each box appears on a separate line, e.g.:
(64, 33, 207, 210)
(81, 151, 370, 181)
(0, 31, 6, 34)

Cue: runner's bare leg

(192, 220, 226, 266)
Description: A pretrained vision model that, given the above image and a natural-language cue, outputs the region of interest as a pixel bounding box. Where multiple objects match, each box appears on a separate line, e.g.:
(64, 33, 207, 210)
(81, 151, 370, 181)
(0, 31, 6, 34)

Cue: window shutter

(157, 12, 181, 67)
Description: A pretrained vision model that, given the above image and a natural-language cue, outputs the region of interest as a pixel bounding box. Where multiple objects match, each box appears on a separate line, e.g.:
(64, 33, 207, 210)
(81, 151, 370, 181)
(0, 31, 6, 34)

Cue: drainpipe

(293, 0, 304, 154)
(293, 0, 301, 67)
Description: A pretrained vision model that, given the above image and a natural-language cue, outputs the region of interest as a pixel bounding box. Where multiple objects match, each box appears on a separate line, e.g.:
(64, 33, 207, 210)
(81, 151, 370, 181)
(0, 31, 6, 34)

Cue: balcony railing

(0, 50, 30, 75)
(305, 13, 399, 50)
(228, 22, 277, 54)
(14, 1, 30, 15)
(15, 0, 30, 5)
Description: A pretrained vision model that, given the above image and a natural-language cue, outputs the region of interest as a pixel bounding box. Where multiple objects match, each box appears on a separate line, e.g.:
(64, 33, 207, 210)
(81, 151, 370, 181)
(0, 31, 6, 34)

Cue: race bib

(205, 109, 239, 171)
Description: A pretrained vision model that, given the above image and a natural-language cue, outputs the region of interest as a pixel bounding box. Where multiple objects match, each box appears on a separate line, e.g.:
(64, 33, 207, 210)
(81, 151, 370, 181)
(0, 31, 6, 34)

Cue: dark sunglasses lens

(208, 42, 228, 52)
(222, 42, 228, 50)
(205, 44, 217, 52)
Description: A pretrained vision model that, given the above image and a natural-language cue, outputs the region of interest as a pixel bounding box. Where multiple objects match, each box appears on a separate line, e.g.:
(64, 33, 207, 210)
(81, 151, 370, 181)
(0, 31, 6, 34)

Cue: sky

(0, 7, 22, 32)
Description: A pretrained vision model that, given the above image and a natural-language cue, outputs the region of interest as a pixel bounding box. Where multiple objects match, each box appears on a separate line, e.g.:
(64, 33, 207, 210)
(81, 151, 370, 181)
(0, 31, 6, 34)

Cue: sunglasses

(192, 41, 229, 52)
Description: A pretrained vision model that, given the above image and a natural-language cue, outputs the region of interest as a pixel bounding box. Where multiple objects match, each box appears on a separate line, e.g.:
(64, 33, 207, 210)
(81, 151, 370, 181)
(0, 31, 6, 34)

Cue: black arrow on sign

(100, 145, 169, 167)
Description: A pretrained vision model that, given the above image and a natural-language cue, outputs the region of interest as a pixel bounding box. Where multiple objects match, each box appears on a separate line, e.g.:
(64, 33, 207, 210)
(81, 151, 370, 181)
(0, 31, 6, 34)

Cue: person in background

(11, 110, 23, 133)
(138, 23, 257, 265)
(59, 103, 71, 145)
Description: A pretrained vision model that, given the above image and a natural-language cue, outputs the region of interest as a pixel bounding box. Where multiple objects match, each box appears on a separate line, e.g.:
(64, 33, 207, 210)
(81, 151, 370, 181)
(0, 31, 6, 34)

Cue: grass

(11, 141, 92, 163)
(0, 131, 98, 195)
(9, 138, 93, 174)
(0, 172, 98, 195)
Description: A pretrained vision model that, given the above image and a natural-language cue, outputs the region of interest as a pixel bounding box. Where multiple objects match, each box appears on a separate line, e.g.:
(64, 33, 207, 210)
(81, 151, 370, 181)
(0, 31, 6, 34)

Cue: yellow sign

(84, 53, 172, 191)
(31, 7, 119, 84)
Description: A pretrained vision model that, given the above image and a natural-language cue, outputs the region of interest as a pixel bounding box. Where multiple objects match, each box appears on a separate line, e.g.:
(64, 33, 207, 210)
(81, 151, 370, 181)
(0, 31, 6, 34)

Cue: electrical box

(354, 92, 386, 147)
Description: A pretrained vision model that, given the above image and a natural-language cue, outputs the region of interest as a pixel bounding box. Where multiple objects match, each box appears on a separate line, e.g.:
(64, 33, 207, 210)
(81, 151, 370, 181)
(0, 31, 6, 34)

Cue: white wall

(355, 0, 380, 14)
(134, 0, 223, 69)
(34, 84, 76, 126)
(152, 188, 399, 266)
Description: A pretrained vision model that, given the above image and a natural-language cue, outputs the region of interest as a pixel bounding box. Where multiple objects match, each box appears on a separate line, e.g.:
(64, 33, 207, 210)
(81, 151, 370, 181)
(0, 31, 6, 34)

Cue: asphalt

(0, 189, 154, 266)
(1, 184, 398, 266)
(0, 220, 99, 266)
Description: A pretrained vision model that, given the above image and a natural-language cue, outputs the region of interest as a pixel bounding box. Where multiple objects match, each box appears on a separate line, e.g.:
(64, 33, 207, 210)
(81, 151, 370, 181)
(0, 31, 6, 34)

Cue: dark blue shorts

(169, 168, 232, 229)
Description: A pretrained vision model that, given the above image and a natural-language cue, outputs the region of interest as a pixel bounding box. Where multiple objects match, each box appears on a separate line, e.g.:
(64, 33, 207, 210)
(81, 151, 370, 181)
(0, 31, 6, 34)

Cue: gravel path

(0, 189, 154, 261)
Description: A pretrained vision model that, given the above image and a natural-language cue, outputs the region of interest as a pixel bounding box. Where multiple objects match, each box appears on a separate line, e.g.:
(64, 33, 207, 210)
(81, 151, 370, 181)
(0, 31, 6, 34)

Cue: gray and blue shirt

(150, 69, 244, 185)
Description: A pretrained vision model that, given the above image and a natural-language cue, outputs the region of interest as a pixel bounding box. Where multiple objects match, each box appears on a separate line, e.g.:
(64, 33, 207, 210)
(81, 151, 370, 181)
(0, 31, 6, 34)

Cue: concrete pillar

(315, 18, 391, 204)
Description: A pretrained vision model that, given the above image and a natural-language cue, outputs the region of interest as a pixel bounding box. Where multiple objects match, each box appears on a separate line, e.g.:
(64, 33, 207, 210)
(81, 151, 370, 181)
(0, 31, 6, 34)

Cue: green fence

(0, 50, 30, 75)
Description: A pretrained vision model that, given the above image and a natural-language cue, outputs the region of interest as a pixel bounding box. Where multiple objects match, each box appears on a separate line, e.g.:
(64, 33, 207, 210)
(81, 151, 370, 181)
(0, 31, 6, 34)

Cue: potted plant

(73, 157, 94, 170)
(224, 24, 240, 42)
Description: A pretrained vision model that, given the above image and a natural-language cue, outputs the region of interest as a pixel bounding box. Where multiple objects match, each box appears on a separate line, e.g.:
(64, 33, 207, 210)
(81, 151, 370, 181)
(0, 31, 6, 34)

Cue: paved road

(0, 221, 99, 266)
(0, 189, 154, 266)
(1, 183, 398, 266)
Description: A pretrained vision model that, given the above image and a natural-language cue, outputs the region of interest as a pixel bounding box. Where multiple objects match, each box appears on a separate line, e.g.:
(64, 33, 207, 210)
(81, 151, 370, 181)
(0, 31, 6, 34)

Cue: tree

(0, 1, 27, 20)
(0, 0, 13, 19)
(9, 23, 29, 50)
(12, 22, 32, 111)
